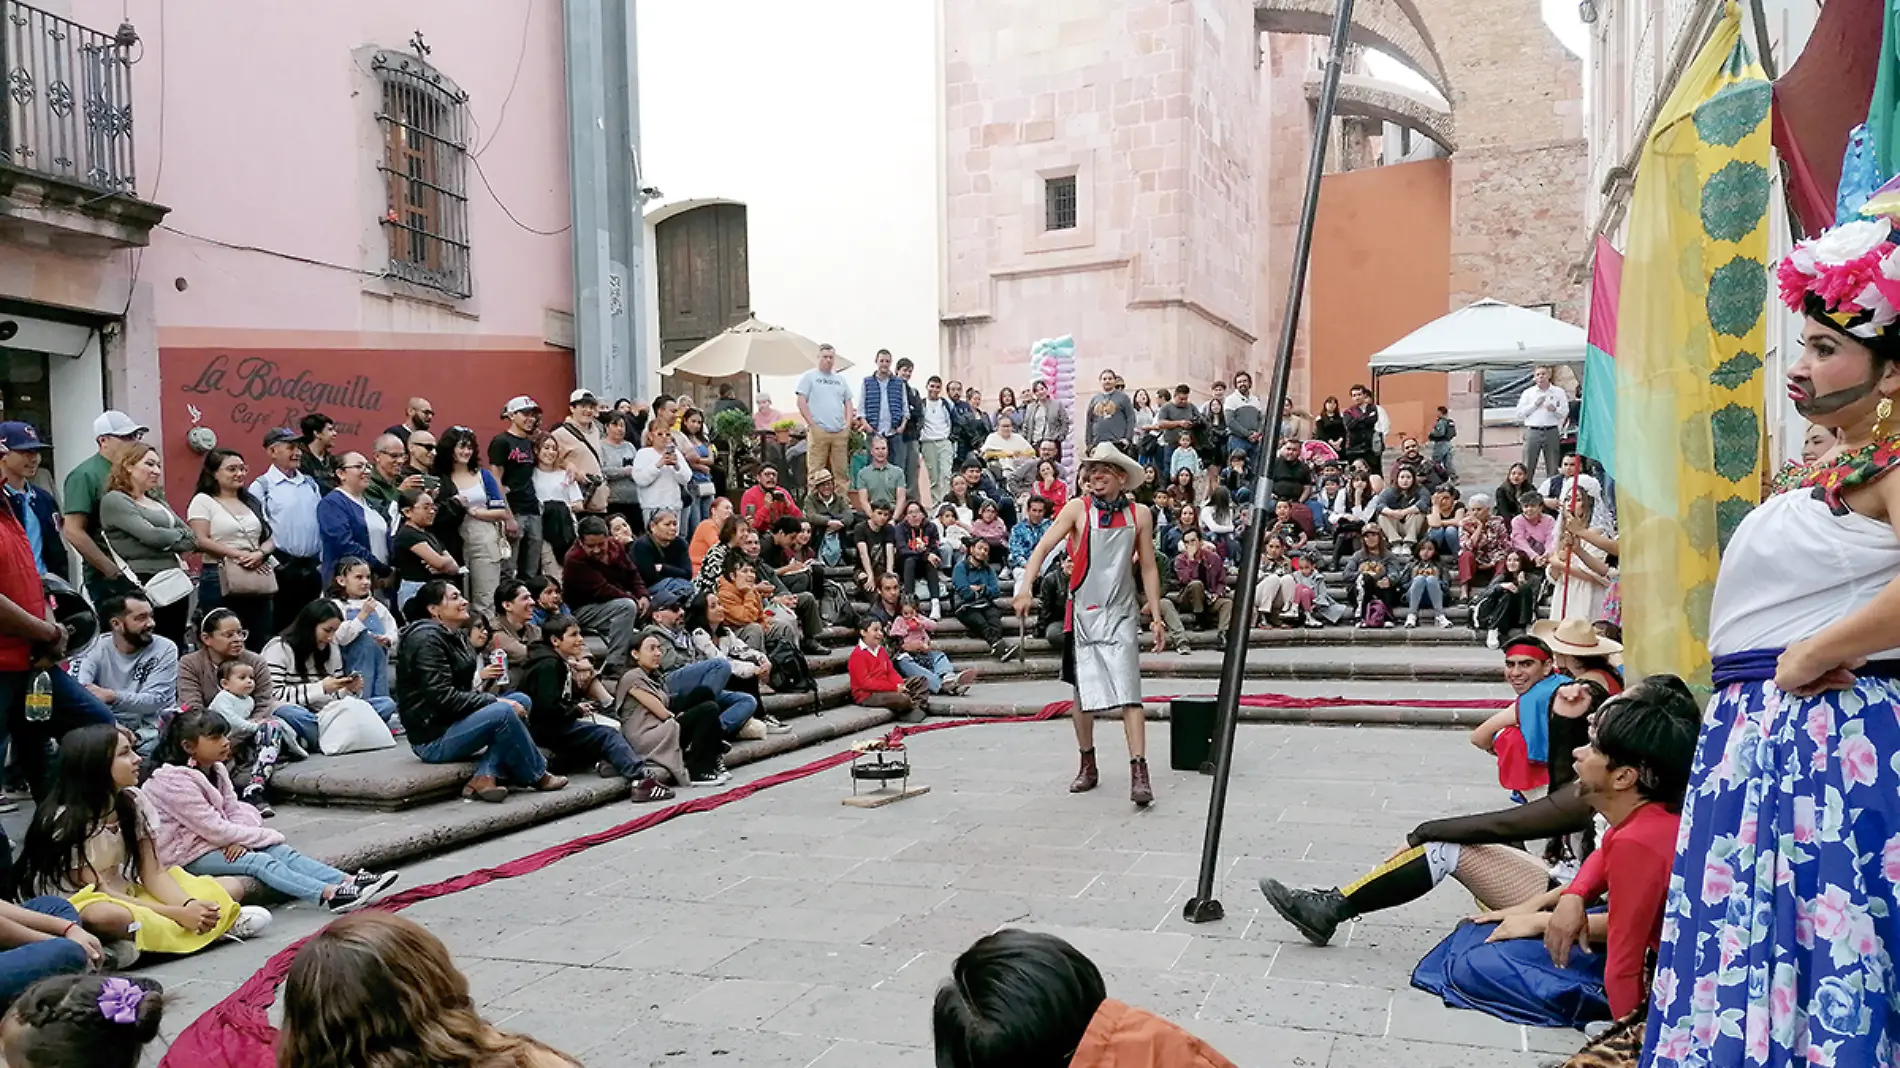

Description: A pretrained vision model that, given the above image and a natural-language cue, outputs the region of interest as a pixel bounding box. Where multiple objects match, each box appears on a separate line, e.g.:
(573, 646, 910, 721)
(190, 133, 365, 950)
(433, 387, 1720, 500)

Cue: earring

(1879, 397, 1895, 439)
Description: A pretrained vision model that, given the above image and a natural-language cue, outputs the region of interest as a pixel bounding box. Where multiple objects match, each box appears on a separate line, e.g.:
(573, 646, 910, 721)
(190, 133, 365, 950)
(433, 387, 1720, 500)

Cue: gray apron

(1061, 501, 1144, 712)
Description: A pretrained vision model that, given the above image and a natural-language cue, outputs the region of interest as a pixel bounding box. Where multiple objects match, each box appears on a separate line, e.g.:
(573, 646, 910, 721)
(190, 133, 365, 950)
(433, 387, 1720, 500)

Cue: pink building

(1, 0, 576, 501)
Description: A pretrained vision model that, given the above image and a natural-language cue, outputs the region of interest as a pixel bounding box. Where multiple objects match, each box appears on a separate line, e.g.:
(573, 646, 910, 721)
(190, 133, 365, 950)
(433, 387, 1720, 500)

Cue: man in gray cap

(0, 421, 65, 577)
(251, 426, 325, 631)
(61, 410, 153, 602)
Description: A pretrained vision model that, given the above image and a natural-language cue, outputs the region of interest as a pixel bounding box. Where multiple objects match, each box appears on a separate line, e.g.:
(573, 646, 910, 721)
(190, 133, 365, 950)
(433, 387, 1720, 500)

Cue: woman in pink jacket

(143, 710, 399, 913)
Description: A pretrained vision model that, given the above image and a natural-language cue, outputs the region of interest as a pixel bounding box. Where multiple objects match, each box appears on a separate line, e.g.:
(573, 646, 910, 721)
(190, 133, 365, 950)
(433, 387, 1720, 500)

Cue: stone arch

(1306, 72, 1456, 152)
(1255, 0, 1452, 101)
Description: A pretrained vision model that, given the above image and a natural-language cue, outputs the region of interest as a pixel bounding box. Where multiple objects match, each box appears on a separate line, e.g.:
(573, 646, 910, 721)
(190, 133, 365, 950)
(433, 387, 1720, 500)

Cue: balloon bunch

(1030, 335, 1077, 466)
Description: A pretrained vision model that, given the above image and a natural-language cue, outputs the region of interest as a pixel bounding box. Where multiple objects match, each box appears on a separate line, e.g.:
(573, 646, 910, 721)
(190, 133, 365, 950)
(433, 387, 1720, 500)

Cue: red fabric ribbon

(162, 691, 1506, 1067)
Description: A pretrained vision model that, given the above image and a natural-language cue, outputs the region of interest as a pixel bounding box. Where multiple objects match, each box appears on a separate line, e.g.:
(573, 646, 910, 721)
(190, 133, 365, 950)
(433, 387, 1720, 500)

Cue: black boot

(1258, 879, 1354, 946)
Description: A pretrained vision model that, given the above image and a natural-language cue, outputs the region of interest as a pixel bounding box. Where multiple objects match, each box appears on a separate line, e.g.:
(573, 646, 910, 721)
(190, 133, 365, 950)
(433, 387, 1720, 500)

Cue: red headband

(1503, 641, 1551, 662)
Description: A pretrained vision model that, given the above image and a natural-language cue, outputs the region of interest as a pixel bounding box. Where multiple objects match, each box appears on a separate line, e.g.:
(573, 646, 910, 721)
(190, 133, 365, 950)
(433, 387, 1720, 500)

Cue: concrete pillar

(564, 0, 648, 399)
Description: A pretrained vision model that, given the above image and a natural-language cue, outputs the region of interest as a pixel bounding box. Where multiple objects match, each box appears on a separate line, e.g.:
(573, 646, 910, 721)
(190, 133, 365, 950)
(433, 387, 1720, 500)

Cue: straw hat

(1530, 617, 1623, 659)
(1078, 442, 1147, 486)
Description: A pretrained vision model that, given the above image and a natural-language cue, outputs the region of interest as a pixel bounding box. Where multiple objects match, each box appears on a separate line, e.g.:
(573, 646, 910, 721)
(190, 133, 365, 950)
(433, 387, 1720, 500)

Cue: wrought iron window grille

(1044, 174, 1078, 232)
(372, 48, 471, 298)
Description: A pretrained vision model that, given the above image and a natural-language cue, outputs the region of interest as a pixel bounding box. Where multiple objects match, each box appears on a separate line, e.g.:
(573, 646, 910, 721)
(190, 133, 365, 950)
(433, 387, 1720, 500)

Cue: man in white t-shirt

(795, 344, 855, 491)
(918, 375, 957, 496)
(1516, 365, 1569, 479)
(1223, 371, 1265, 468)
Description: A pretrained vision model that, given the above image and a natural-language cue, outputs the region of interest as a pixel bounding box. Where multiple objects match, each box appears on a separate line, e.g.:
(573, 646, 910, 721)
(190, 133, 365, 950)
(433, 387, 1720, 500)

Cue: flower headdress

(1778, 179, 1900, 341)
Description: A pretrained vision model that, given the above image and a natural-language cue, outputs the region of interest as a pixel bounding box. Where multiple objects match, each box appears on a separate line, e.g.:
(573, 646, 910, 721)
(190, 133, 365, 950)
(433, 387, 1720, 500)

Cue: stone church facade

(941, 0, 1588, 437)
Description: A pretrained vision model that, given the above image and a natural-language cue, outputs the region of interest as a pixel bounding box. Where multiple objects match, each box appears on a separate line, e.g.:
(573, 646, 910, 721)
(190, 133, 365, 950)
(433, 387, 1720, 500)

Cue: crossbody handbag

(210, 497, 278, 597)
(99, 525, 193, 607)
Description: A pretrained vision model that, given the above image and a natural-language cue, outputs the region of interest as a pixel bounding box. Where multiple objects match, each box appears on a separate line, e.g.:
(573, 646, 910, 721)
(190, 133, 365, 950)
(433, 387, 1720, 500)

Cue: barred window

(1044, 175, 1077, 232)
(373, 51, 471, 297)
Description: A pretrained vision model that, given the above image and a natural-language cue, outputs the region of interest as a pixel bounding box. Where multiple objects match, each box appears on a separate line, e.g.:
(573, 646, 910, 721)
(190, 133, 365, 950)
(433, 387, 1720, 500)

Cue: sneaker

(1177, 643, 1192, 656)
(386, 714, 406, 737)
(103, 939, 140, 970)
(951, 669, 979, 695)
(929, 599, 942, 620)
(632, 776, 676, 802)
(1404, 613, 1418, 629)
(736, 718, 770, 741)
(327, 882, 375, 913)
(691, 767, 732, 787)
(0, 797, 18, 814)
(229, 905, 273, 939)
(1437, 615, 1453, 629)
(356, 870, 401, 902)
(761, 714, 793, 734)
(1485, 628, 1500, 649)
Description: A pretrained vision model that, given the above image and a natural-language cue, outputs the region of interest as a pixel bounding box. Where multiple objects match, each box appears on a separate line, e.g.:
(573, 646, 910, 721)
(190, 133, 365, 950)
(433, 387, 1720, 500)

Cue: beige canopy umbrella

(658, 315, 851, 378)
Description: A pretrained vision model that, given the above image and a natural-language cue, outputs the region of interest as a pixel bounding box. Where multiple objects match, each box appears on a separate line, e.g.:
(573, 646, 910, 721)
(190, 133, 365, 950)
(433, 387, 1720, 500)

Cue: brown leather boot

(461, 776, 506, 803)
(1070, 749, 1099, 793)
(533, 773, 570, 792)
(1130, 758, 1154, 807)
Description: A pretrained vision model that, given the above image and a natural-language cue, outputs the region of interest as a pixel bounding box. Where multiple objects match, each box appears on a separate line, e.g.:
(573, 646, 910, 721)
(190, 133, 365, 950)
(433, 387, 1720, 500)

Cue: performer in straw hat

(1528, 617, 1624, 697)
(1014, 443, 1167, 806)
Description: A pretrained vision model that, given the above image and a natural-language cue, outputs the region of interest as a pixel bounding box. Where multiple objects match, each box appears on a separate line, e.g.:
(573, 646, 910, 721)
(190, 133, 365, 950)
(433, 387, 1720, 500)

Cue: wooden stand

(844, 744, 928, 808)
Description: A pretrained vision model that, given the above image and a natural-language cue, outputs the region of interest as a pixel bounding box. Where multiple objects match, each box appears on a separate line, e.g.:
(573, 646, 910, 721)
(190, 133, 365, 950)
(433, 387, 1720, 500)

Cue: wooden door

(656, 203, 750, 410)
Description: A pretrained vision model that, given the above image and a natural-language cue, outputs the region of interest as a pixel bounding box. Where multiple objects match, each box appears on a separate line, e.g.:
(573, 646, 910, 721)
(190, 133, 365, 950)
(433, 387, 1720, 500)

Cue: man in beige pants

(796, 344, 856, 491)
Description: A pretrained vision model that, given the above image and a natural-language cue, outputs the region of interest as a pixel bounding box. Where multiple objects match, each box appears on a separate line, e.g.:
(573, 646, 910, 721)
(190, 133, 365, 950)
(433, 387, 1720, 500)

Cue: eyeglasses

(376, 448, 404, 458)
(339, 463, 369, 472)
(414, 444, 438, 452)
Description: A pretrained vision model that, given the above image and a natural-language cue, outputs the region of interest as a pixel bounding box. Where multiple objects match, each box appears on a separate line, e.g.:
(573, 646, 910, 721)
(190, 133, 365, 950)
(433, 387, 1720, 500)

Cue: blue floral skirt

(1643, 675, 1900, 1067)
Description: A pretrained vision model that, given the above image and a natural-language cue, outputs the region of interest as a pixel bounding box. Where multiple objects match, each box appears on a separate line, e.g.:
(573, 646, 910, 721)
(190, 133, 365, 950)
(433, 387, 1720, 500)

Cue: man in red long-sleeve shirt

(564, 516, 649, 673)
(1541, 689, 1697, 1019)
(847, 618, 929, 722)
(740, 465, 804, 532)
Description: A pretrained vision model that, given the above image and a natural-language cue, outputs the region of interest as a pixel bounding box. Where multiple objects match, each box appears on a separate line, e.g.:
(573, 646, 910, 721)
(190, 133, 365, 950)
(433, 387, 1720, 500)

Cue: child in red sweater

(848, 618, 931, 723)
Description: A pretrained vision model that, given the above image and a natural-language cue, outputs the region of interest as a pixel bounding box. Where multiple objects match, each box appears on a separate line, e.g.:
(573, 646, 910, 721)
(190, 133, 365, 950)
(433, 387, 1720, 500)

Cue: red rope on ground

(160, 690, 1506, 1067)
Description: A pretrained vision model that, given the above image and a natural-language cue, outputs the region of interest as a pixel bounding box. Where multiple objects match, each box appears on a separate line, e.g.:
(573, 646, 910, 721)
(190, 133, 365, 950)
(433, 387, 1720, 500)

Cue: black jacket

(631, 534, 692, 588)
(394, 620, 494, 746)
(517, 642, 583, 739)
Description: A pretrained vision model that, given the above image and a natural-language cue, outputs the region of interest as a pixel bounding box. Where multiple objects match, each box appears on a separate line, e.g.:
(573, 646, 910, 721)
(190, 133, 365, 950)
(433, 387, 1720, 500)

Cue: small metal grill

(1044, 174, 1077, 232)
(0, 0, 137, 194)
(373, 50, 471, 298)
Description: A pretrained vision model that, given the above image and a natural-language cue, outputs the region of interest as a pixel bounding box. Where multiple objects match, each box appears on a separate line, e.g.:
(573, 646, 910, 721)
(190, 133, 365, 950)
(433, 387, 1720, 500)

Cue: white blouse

(1708, 488, 1900, 658)
(188, 493, 265, 551)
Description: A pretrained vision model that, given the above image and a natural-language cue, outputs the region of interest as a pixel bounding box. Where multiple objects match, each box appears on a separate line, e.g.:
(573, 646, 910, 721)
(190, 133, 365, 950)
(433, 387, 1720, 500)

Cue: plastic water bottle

(24, 671, 52, 723)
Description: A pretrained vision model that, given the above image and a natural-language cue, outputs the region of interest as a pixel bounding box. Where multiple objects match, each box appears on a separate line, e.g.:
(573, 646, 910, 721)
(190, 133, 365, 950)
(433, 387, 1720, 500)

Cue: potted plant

(710, 408, 756, 491)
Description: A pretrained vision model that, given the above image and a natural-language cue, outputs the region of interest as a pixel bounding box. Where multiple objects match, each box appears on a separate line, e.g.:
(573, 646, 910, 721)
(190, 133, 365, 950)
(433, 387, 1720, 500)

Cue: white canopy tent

(1367, 298, 1587, 375)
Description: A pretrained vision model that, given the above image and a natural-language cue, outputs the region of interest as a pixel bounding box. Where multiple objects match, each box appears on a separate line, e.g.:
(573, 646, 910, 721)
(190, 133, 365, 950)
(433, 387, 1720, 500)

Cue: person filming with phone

(262, 601, 400, 748)
(740, 465, 803, 532)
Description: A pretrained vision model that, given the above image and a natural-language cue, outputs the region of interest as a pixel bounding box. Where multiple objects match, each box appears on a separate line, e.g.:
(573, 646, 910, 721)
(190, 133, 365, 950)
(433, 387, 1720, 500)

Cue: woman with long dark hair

(894, 500, 944, 618)
(16, 725, 267, 958)
(390, 488, 460, 611)
(277, 912, 579, 1068)
(1314, 396, 1346, 453)
(263, 599, 398, 733)
(188, 447, 276, 649)
(1473, 549, 1544, 648)
(1329, 472, 1379, 567)
(1493, 462, 1533, 522)
(678, 407, 718, 531)
(431, 426, 510, 612)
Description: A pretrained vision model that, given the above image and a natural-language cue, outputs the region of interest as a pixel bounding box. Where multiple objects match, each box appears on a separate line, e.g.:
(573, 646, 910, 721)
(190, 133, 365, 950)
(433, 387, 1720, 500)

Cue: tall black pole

(1183, 0, 1358, 924)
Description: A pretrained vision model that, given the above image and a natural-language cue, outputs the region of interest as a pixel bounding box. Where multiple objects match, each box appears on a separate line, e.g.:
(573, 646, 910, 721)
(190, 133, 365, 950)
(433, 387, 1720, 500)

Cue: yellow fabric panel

(1615, 5, 1773, 689)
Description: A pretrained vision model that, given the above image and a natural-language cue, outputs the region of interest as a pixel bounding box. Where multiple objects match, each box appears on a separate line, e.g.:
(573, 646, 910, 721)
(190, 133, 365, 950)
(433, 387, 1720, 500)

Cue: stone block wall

(942, 0, 1260, 412)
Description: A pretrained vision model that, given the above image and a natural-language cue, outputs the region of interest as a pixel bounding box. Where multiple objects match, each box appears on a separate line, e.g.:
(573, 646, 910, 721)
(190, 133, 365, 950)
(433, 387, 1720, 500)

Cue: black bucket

(1170, 696, 1218, 773)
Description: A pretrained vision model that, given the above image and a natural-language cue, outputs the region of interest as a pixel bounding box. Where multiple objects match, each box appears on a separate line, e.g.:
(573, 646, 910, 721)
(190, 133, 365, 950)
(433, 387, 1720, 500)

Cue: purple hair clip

(97, 977, 143, 1025)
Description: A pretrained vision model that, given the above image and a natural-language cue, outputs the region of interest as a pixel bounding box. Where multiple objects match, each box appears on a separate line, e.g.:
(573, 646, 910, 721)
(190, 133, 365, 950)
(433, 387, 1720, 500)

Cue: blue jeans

(1306, 496, 1332, 534)
(540, 719, 646, 779)
(338, 624, 393, 703)
(0, 897, 87, 1003)
(1407, 576, 1447, 615)
(1426, 526, 1461, 558)
(409, 693, 547, 785)
(665, 660, 758, 734)
(271, 704, 320, 753)
(183, 842, 348, 904)
(0, 668, 116, 799)
(895, 650, 954, 693)
(647, 578, 693, 606)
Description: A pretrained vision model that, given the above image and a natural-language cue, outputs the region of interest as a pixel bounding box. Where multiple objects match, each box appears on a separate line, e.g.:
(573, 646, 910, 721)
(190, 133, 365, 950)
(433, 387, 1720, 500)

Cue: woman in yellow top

(15, 725, 270, 961)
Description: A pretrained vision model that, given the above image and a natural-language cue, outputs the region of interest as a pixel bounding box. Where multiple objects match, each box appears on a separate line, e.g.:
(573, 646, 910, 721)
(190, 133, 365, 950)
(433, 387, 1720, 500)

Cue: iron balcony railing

(0, 0, 137, 194)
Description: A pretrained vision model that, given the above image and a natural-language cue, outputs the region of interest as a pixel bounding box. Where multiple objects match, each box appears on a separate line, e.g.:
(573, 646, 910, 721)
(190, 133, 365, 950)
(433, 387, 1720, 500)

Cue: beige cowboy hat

(1530, 617, 1623, 660)
(1078, 442, 1147, 486)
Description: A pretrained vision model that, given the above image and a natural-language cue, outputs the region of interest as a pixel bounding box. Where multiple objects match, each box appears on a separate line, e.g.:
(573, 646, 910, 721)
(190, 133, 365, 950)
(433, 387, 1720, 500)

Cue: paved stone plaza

(141, 718, 1582, 1068)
